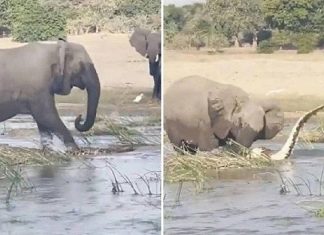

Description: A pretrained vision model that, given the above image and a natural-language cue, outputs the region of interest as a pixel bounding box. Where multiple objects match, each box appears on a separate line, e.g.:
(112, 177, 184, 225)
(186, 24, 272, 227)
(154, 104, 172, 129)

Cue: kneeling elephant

(164, 76, 284, 152)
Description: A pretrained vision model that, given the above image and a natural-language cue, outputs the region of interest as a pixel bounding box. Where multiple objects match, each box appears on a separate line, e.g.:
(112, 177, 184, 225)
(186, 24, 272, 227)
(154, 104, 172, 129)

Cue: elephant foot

(180, 140, 198, 155)
(64, 142, 80, 154)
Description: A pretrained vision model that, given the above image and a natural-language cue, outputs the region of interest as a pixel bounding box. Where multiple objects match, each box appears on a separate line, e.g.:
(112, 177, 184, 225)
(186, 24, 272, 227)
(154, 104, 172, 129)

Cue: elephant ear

(146, 32, 161, 63)
(260, 99, 284, 139)
(207, 91, 236, 139)
(52, 38, 71, 95)
(129, 28, 151, 57)
(58, 38, 66, 76)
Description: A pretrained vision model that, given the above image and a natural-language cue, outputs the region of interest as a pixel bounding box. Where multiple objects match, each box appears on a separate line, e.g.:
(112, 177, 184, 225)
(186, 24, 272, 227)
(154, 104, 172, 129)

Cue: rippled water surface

(0, 115, 161, 235)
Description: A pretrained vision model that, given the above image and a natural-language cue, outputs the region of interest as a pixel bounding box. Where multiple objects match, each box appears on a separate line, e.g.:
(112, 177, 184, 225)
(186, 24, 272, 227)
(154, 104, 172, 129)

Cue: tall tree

(206, 0, 263, 45)
(262, 0, 324, 32)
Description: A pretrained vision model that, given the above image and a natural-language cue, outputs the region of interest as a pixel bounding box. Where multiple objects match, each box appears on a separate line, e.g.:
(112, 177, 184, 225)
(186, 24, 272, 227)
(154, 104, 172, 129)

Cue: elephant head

(129, 28, 161, 63)
(207, 88, 284, 148)
(52, 39, 101, 132)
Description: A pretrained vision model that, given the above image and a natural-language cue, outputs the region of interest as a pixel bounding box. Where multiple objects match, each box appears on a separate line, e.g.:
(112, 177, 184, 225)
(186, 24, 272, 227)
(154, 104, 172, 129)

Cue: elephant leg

(30, 97, 78, 150)
(156, 73, 161, 100)
(151, 73, 161, 100)
(36, 122, 53, 149)
(198, 122, 219, 151)
(151, 75, 157, 99)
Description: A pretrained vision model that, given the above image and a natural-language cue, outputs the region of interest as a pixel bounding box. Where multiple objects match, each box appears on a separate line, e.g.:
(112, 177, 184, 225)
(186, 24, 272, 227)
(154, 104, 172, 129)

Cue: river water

(165, 142, 324, 234)
(0, 115, 161, 235)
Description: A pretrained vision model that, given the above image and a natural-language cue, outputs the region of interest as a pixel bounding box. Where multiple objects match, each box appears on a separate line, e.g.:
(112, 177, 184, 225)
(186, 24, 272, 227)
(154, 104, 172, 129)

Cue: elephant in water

(129, 28, 161, 100)
(164, 76, 284, 152)
(0, 39, 101, 150)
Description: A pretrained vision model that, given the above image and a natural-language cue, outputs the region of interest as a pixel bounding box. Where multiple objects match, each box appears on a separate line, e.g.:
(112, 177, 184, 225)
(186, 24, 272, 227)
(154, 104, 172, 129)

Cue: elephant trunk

(75, 63, 101, 132)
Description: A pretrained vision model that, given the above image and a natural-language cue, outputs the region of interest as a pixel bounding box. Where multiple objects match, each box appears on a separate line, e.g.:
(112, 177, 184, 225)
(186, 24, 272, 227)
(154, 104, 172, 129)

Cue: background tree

(262, 0, 324, 33)
(0, 0, 160, 41)
(206, 0, 263, 46)
(8, 0, 66, 42)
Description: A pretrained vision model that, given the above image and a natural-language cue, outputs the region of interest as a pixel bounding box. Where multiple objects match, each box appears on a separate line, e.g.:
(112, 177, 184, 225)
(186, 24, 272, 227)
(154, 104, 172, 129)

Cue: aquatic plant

(106, 161, 161, 200)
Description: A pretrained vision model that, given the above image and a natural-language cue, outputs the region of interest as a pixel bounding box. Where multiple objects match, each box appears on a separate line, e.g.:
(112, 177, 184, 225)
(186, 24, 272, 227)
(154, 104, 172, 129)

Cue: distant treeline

(164, 0, 324, 53)
(0, 0, 160, 42)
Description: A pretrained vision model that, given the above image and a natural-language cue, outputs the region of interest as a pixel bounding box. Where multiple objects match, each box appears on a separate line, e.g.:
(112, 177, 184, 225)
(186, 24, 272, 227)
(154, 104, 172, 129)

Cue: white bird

(252, 104, 324, 160)
(133, 93, 144, 103)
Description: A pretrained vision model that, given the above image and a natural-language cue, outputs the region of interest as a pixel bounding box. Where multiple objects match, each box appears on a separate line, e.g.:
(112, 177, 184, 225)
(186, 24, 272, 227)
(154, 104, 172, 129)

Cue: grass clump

(164, 141, 272, 183)
(86, 116, 160, 146)
(0, 145, 71, 166)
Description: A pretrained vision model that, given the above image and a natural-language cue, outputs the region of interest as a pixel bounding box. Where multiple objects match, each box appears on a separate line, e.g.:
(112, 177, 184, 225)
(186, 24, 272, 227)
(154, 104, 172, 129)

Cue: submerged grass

(164, 141, 272, 183)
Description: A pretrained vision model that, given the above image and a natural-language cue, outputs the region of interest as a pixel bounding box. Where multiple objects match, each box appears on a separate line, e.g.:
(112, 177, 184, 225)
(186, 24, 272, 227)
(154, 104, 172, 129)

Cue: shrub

(270, 31, 297, 50)
(296, 33, 318, 54)
(257, 40, 276, 54)
(169, 33, 191, 49)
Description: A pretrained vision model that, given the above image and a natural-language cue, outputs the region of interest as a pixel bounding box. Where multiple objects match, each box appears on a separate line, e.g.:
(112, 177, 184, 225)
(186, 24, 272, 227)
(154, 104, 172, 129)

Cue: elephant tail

(270, 104, 324, 160)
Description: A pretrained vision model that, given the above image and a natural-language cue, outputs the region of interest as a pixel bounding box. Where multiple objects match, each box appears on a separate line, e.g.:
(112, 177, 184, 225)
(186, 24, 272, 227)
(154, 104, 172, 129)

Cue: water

(0, 115, 161, 235)
(164, 143, 324, 234)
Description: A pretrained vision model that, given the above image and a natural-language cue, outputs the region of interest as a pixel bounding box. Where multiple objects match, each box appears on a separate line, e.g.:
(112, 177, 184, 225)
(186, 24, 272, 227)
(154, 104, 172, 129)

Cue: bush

(257, 40, 276, 54)
(296, 33, 318, 54)
(270, 31, 297, 49)
(166, 33, 190, 49)
(9, 0, 66, 42)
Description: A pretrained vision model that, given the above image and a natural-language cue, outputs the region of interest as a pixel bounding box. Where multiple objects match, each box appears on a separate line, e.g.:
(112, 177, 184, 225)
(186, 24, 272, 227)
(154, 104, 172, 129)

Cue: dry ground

(165, 48, 324, 111)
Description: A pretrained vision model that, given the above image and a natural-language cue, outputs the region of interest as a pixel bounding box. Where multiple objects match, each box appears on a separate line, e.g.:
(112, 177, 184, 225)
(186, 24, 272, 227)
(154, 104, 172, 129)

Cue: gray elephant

(129, 28, 161, 100)
(164, 76, 284, 152)
(0, 39, 101, 150)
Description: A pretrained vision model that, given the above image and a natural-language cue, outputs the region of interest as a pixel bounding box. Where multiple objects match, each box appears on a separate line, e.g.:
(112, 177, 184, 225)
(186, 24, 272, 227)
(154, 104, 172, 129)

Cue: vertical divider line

(160, 1, 165, 234)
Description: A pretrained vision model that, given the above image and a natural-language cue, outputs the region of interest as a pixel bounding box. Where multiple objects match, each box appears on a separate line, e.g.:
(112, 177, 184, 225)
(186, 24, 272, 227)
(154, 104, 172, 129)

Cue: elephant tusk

(269, 104, 324, 160)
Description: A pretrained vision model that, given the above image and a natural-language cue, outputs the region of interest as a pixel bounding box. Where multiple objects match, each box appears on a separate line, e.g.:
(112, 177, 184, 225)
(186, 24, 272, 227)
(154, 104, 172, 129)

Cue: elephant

(129, 28, 161, 100)
(164, 76, 284, 152)
(0, 39, 101, 150)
